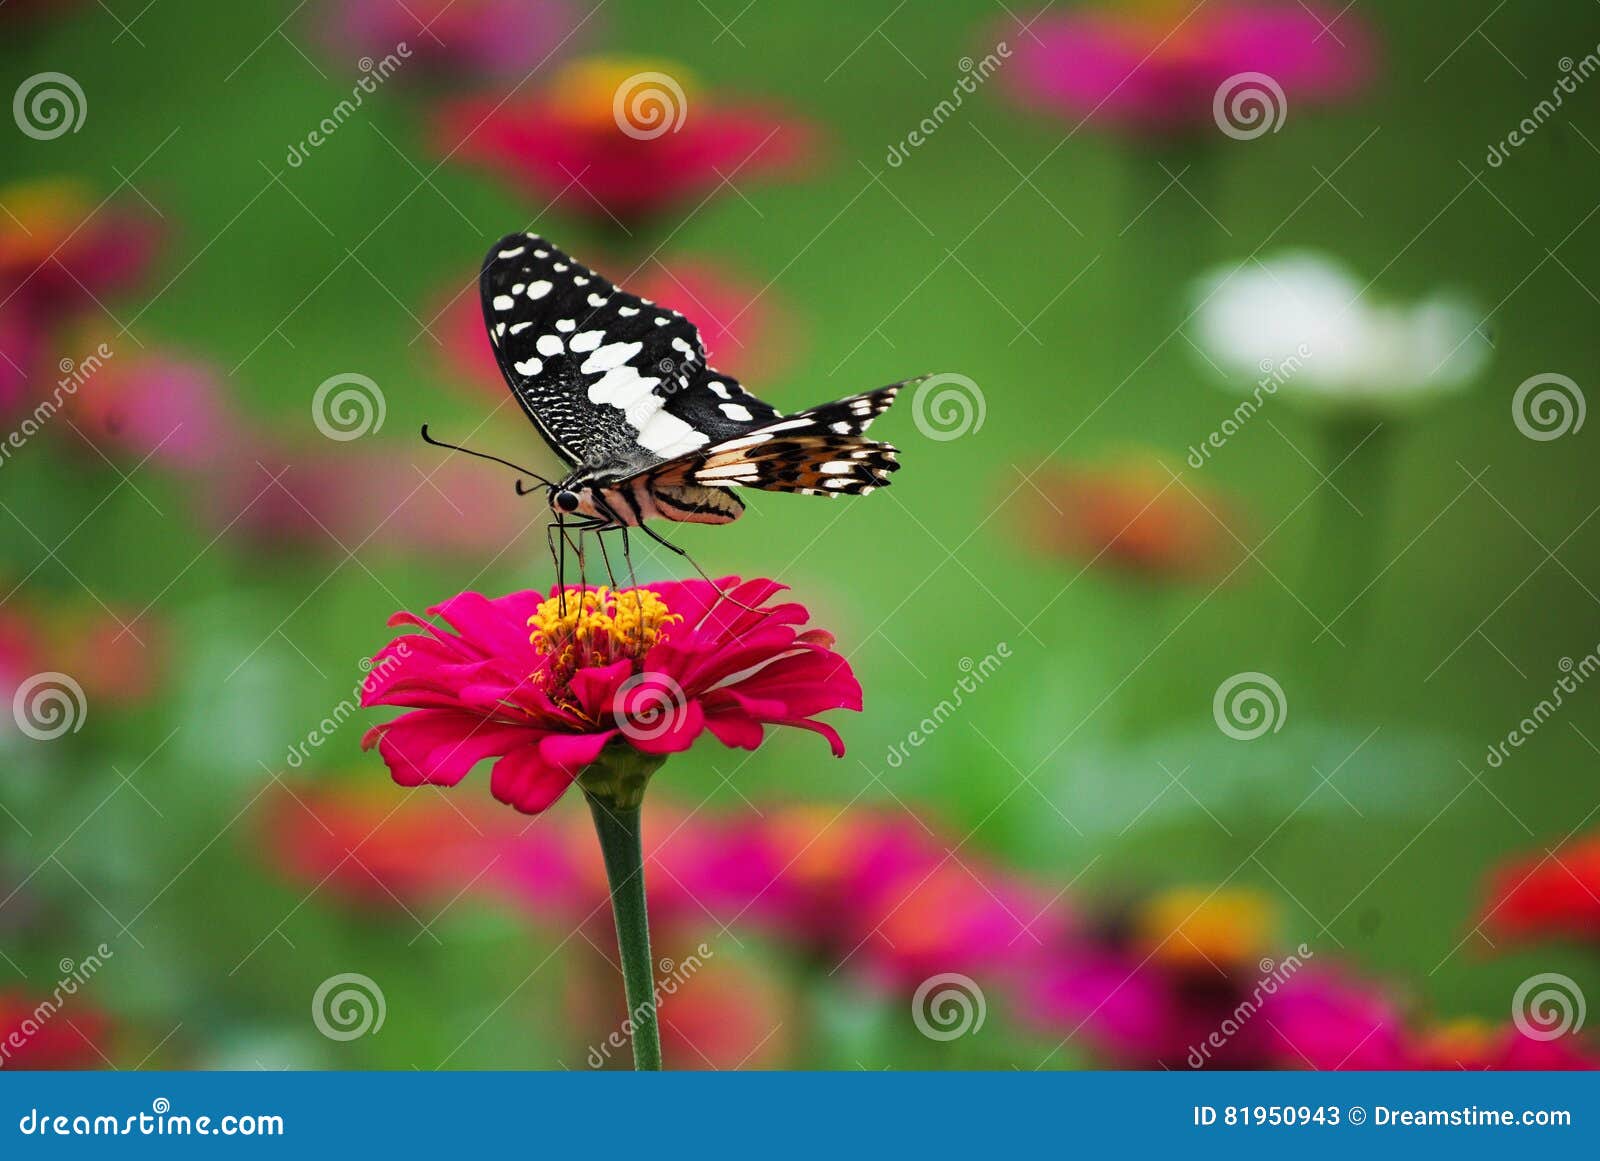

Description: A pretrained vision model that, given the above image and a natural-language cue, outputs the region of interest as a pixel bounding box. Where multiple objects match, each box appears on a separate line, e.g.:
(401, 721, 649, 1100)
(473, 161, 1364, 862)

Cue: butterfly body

(477, 233, 913, 534)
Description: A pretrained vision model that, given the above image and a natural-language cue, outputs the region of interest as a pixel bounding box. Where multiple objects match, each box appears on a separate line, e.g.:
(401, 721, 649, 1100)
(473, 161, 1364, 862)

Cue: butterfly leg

(554, 513, 568, 614)
(619, 526, 641, 592)
(633, 522, 766, 617)
(594, 527, 622, 592)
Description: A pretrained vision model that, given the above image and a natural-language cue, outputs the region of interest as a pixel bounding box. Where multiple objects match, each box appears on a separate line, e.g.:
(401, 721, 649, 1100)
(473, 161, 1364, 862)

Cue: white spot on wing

(720, 403, 753, 422)
(526, 280, 552, 299)
(513, 357, 543, 376)
(497, 246, 525, 258)
(556, 319, 575, 333)
(536, 334, 564, 356)
(581, 341, 643, 374)
(636, 411, 710, 456)
(588, 364, 661, 408)
(492, 295, 514, 311)
(569, 330, 605, 353)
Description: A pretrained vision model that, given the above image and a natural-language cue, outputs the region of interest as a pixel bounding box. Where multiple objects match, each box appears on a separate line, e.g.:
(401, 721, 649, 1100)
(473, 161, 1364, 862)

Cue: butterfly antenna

(420, 424, 558, 488)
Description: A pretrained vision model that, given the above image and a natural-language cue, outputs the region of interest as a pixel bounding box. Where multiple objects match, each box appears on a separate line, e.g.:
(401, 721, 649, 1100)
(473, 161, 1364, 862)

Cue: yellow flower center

(528, 587, 679, 711)
(0, 178, 93, 267)
(544, 55, 699, 128)
(1137, 887, 1275, 971)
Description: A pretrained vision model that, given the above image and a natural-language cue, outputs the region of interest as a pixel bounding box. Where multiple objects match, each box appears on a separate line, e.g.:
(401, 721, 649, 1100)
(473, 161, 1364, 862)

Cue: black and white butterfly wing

(480, 233, 781, 477)
(651, 380, 911, 499)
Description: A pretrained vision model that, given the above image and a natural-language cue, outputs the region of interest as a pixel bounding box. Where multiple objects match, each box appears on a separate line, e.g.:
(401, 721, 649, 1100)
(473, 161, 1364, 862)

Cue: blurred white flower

(1190, 251, 1490, 410)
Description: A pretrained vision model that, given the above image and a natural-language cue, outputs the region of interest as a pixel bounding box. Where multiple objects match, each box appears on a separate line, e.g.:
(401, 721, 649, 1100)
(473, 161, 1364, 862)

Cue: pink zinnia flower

(316, 0, 589, 84)
(0, 178, 160, 414)
(434, 56, 819, 224)
(997, 3, 1374, 137)
(360, 579, 861, 814)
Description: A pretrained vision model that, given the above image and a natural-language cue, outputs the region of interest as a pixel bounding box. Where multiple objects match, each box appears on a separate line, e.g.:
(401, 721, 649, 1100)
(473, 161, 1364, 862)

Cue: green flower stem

(1304, 415, 1393, 711)
(580, 744, 667, 1071)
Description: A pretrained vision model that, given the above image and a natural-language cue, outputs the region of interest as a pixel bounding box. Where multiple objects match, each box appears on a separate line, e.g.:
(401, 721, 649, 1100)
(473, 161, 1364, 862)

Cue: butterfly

(428, 232, 915, 575)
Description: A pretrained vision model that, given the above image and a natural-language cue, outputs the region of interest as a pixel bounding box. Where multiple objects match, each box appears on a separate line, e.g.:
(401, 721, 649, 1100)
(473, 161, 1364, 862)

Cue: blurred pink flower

(0, 607, 46, 705)
(0, 594, 164, 710)
(1262, 968, 1411, 1069)
(1408, 1019, 1599, 1070)
(433, 56, 819, 224)
(64, 350, 238, 472)
(316, 0, 589, 83)
(212, 441, 532, 558)
(997, 4, 1374, 137)
(0, 179, 160, 415)
(52, 607, 166, 706)
(259, 781, 503, 907)
(1025, 887, 1410, 1068)
(0, 989, 114, 1069)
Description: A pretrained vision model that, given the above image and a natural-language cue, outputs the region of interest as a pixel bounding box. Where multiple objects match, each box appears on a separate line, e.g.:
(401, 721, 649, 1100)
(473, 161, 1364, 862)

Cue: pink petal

(489, 744, 582, 814)
(363, 710, 529, 787)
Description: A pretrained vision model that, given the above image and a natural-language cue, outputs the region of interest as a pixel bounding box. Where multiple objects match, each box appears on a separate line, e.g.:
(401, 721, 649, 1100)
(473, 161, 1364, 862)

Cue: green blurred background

(3, 0, 1598, 1069)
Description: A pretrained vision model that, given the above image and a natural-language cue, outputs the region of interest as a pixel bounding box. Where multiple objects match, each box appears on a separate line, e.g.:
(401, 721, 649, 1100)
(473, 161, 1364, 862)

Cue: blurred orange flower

(1477, 832, 1600, 946)
(1028, 457, 1241, 579)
